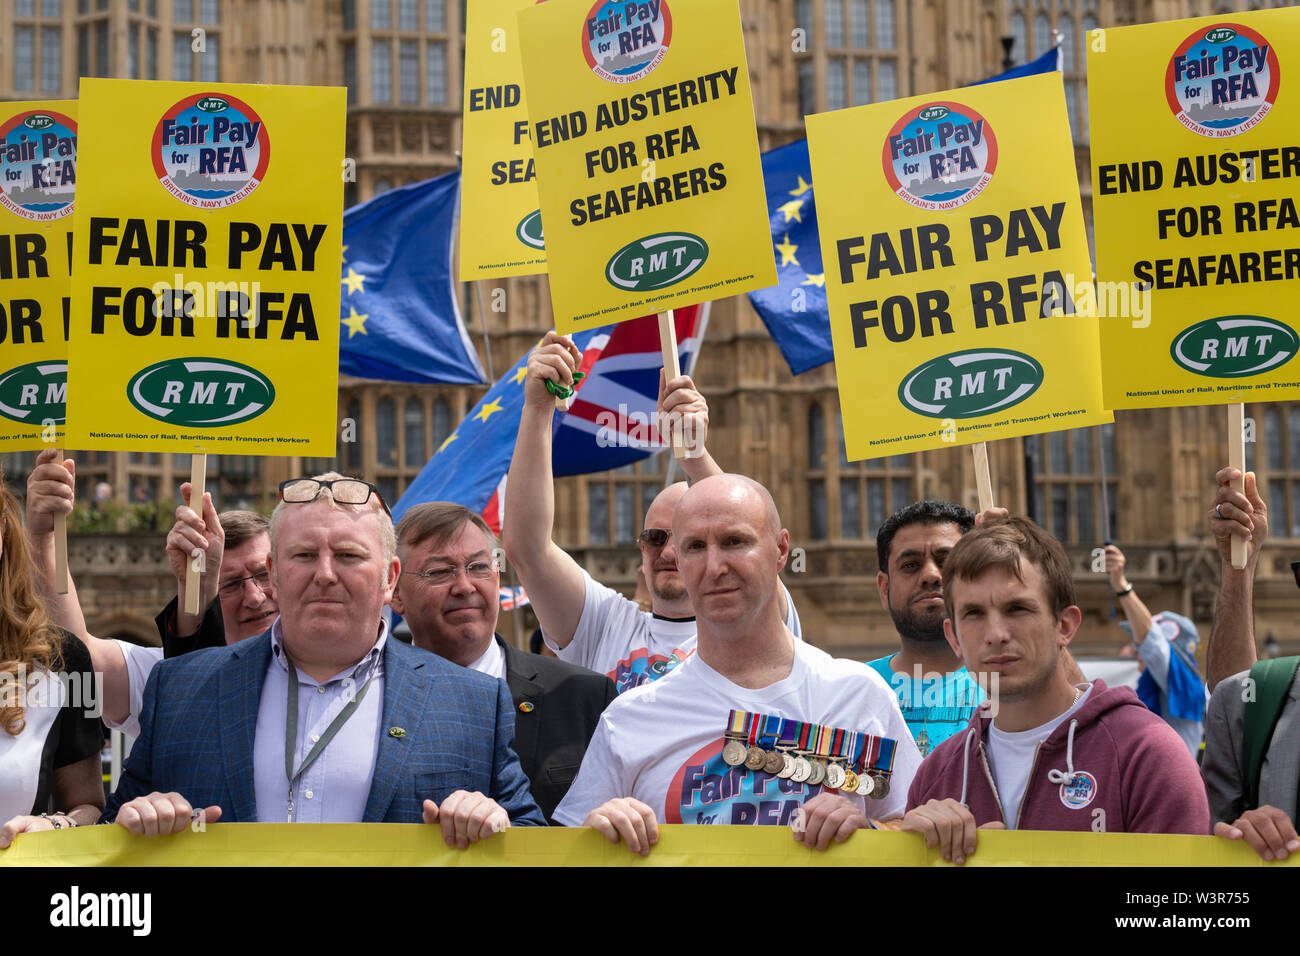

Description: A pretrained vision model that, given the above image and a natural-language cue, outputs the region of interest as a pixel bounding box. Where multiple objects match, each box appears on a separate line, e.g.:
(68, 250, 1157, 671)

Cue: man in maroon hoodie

(902, 517, 1210, 864)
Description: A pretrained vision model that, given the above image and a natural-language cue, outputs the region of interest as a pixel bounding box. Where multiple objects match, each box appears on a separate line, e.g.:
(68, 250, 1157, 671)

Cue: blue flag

(748, 47, 1063, 377)
(338, 171, 486, 384)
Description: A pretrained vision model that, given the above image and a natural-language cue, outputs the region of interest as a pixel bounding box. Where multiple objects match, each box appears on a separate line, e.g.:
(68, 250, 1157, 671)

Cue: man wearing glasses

(22, 452, 277, 740)
(101, 474, 545, 843)
(505, 331, 801, 695)
(390, 502, 615, 821)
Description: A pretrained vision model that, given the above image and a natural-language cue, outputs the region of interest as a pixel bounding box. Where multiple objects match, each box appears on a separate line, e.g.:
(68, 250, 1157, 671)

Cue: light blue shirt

(253, 618, 388, 823)
(866, 654, 985, 755)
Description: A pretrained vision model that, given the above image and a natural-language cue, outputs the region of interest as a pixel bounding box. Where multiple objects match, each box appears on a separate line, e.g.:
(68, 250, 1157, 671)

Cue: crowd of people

(0, 330, 1295, 864)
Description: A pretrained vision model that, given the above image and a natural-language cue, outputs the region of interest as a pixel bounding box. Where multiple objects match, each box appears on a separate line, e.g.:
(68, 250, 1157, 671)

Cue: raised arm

(25, 449, 131, 725)
(1207, 467, 1266, 689)
(502, 331, 590, 649)
(657, 369, 723, 482)
(164, 481, 226, 640)
(1105, 544, 1154, 648)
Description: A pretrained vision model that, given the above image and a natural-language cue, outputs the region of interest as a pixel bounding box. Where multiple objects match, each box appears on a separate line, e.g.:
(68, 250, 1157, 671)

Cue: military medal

(760, 715, 785, 775)
(841, 769, 860, 793)
(823, 727, 848, 790)
(722, 709, 749, 766)
(744, 711, 767, 771)
(856, 734, 880, 798)
(775, 719, 798, 779)
(870, 736, 898, 800)
(791, 721, 814, 782)
(806, 723, 828, 786)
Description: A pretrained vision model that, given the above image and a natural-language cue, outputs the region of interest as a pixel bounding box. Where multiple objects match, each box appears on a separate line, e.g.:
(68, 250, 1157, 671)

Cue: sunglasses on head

(639, 528, 671, 548)
(278, 477, 392, 519)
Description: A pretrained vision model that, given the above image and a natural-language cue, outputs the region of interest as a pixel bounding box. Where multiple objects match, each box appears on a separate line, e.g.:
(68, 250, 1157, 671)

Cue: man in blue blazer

(101, 475, 545, 843)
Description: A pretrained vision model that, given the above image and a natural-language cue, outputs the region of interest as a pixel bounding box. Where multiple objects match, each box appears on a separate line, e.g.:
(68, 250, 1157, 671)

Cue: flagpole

(473, 281, 496, 383)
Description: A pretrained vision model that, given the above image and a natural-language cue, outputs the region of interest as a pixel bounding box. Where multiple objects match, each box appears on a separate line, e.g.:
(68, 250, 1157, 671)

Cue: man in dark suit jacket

(103, 475, 545, 842)
(389, 503, 615, 821)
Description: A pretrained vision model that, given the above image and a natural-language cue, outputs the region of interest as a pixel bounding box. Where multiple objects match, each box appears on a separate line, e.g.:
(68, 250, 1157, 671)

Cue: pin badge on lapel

(518, 702, 535, 713)
(388, 726, 406, 738)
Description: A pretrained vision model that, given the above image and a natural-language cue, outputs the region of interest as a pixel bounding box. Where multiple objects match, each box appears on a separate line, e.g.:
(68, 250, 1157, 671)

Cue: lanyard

(284, 660, 377, 822)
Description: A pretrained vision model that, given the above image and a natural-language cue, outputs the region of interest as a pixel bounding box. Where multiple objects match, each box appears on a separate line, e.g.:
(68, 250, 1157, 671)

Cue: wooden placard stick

(658, 310, 687, 460)
(52, 447, 69, 595)
(1228, 402, 1247, 570)
(972, 441, 994, 512)
(184, 453, 208, 615)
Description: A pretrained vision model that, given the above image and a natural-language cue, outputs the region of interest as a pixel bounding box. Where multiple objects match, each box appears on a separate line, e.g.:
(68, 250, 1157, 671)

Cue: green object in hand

(545, 371, 585, 400)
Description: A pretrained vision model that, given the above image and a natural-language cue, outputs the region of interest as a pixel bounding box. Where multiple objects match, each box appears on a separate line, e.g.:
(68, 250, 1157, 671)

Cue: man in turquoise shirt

(867, 501, 984, 755)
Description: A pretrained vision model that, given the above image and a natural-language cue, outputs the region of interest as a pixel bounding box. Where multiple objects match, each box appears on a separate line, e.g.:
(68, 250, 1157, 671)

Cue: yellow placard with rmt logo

(0, 100, 76, 453)
(1090, 8, 1300, 410)
(517, 0, 776, 333)
(459, 0, 547, 280)
(65, 79, 344, 456)
(807, 72, 1111, 462)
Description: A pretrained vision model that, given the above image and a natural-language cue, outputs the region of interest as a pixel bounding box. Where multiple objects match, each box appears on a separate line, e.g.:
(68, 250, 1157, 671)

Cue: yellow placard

(0, 822, 1284, 868)
(1090, 8, 1300, 410)
(0, 101, 76, 453)
(459, 0, 547, 280)
(807, 73, 1111, 461)
(65, 79, 345, 456)
(517, 0, 776, 332)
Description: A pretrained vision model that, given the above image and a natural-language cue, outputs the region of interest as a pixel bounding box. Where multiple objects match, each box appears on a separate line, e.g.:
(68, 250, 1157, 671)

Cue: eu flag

(339, 170, 487, 384)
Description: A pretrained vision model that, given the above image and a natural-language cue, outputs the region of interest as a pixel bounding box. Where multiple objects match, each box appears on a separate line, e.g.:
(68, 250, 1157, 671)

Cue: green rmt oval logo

(196, 97, 229, 113)
(0, 361, 67, 425)
(898, 348, 1044, 418)
(1205, 27, 1236, 44)
(127, 358, 275, 427)
(918, 105, 950, 122)
(516, 209, 545, 250)
(1170, 316, 1298, 378)
(606, 232, 708, 292)
(23, 114, 55, 130)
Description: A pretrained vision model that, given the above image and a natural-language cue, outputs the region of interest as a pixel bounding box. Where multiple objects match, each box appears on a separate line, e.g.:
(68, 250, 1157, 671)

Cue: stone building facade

(2, 0, 1296, 660)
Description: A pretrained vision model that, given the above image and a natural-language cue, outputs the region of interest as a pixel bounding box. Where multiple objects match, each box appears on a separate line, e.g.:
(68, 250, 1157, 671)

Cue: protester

(1104, 544, 1207, 757)
(101, 474, 545, 842)
(553, 474, 918, 854)
(159, 492, 278, 653)
(1205, 466, 1269, 689)
(23, 450, 269, 740)
(1201, 465, 1300, 861)
(504, 331, 801, 695)
(0, 466, 105, 848)
(1202, 657, 1300, 862)
(867, 501, 985, 754)
(902, 517, 1209, 864)
(389, 502, 615, 821)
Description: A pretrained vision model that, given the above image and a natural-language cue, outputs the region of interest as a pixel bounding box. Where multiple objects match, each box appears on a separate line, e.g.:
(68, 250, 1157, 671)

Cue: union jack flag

(392, 305, 710, 534)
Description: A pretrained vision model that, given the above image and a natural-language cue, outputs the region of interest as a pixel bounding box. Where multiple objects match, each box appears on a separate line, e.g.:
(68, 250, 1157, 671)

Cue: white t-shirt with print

(553, 638, 919, 827)
(549, 568, 803, 695)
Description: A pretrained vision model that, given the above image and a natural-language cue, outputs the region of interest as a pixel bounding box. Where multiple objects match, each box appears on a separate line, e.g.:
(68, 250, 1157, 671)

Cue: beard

(888, 591, 947, 643)
(650, 568, 688, 603)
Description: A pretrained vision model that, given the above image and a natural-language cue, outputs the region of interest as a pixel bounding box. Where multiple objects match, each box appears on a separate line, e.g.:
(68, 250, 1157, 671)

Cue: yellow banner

(459, 0, 548, 280)
(0, 101, 76, 453)
(1090, 8, 1300, 410)
(517, 0, 776, 333)
(65, 79, 345, 456)
(807, 73, 1111, 461)
(0, 823, 1284, 867)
